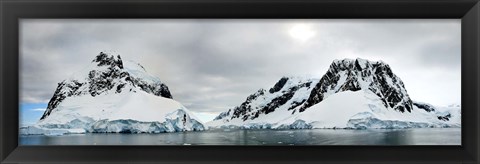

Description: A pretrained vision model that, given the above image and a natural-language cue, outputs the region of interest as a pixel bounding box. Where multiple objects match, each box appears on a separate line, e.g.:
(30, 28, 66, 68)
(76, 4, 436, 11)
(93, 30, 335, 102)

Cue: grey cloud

(418, 39, 461, 68)
(20, 19, 461, 113)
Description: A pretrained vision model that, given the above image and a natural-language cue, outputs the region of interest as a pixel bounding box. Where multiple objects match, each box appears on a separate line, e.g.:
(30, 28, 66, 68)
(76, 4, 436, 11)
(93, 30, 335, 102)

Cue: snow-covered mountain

(208, 58, 460, 129)
(214, 76, 319, 122)
(22, 51, 206, 135)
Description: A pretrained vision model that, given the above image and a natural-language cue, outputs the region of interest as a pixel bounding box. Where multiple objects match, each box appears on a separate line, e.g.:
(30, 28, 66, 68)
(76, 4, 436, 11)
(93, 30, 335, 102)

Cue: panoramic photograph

(19, 19, 461, 145)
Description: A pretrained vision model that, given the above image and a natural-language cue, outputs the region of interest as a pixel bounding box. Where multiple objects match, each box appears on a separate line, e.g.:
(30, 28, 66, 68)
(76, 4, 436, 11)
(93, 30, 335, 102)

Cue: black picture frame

(1, 0, 479, 163)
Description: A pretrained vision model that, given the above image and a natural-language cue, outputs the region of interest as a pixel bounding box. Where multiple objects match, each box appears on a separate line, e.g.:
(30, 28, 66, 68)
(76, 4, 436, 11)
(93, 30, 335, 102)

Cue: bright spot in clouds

(289, 24, 316, 42)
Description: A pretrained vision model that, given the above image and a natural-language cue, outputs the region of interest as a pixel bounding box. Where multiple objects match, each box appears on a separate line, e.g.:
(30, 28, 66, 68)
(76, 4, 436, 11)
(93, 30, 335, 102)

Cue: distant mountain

(209, 58, 460, 129)
(22, 51, 206, 135)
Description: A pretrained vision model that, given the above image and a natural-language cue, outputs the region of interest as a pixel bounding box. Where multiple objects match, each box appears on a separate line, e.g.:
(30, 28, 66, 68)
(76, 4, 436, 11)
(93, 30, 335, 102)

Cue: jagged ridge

(215, 76, 317, 121)
(298, 58, 413, 113)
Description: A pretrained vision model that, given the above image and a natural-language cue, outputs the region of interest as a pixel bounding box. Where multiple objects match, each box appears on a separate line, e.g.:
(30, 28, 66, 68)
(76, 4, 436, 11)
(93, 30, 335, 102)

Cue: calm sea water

(19, 128, 461, 145)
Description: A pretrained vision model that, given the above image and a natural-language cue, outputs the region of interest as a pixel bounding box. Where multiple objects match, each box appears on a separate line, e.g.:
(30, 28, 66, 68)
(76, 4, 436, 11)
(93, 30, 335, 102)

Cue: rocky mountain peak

(92, 51, 124, 69)
(299, 58, 412, 113)
(40, 51, 173, 120)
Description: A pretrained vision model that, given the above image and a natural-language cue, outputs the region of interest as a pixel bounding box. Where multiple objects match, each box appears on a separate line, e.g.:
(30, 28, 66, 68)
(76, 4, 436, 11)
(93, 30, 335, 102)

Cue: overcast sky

(20, 19, 461, 117)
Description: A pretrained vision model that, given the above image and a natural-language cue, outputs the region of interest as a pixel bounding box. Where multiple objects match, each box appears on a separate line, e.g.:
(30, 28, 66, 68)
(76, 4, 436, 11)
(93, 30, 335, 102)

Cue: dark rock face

(413, 102, 436, 112)
(128, 76, 172, 98)
(40, 52, 173, 120)
(40, 80, 86, 120)
(269, 77, 289, 93)
(93, 53, 124, 69)
(299, 58, 413, 113)
(437, 114, 451, 121)
(87, 67, 130, 97)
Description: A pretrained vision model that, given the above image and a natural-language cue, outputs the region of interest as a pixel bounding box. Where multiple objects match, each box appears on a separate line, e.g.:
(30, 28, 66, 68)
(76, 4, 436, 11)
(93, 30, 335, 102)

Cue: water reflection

(19, 128, 461, 145)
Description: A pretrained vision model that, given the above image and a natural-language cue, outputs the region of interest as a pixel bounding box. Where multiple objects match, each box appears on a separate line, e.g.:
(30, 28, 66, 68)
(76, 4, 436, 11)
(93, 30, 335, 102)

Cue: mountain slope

(213, 76, 319, 123)
(23, 51, 205, 135)
(40, 52, 172, 120)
